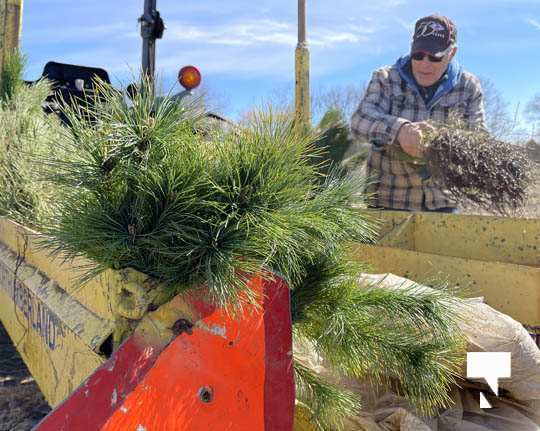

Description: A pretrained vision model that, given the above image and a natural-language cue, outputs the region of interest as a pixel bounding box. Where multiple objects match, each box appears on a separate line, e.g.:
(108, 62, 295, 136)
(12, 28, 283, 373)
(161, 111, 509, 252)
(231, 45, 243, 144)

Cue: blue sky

(20, 0, 540, 128)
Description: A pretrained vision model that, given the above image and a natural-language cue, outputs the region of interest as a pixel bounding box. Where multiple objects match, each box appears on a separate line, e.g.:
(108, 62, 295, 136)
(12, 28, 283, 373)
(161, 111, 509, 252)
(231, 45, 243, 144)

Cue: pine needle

(0, 50, 63, 227)
(292, 249, 466, 417)
(294, 360, 360, 431)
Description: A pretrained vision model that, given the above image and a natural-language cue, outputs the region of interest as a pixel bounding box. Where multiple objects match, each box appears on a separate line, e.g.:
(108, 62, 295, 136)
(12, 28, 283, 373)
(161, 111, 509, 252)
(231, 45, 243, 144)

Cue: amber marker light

(178, 65, 202, 90)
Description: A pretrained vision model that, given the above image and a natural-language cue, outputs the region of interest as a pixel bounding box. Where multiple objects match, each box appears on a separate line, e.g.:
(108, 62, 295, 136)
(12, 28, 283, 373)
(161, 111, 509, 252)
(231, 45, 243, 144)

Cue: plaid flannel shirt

(351, 56, 486, 211)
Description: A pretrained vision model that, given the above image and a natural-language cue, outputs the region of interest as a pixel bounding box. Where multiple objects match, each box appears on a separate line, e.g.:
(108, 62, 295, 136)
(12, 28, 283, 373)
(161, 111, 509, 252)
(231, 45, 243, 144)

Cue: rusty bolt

(147, 303, 159, 312)
(172, 318, 193, 336)
(198, 386, 213, 403)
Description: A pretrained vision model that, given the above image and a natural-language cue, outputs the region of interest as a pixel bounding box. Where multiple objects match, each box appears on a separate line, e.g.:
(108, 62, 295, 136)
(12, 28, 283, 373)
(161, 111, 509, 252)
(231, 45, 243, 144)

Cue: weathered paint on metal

(353, 243, 540, 326)
(413, 212, 540, 267)
(369, 210, 540, 266)
(0, 217, 116, 321)
(0, 0, 23, 72)
(35, 274, 295, 431)
(111, 268, 169, 321)
(0, 277, 106, 406)
(0, 241, 113, 406)
(0, 243, 114, 350)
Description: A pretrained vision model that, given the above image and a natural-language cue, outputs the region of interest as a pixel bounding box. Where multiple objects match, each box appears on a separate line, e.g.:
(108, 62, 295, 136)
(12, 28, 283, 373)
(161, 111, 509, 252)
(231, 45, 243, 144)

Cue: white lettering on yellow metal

(0, 259, 66, 350)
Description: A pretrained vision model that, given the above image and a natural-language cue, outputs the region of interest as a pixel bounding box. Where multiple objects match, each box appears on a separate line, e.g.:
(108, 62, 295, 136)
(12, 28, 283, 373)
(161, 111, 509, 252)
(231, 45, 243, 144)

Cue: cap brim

(411, 39, 448, 57)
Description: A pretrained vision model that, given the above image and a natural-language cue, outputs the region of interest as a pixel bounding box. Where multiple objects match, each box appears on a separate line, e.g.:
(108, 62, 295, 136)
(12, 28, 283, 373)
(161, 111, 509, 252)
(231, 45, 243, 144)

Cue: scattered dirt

(0, 323, 50, 431)
(524, 163, 540, 217)
(459, 163, 540, 218)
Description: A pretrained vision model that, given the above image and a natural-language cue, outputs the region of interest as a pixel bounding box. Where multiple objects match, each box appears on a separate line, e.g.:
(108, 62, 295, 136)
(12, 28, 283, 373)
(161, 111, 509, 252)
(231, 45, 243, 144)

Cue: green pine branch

(34, 77, 467, 427)
(0, 50, 63, 227)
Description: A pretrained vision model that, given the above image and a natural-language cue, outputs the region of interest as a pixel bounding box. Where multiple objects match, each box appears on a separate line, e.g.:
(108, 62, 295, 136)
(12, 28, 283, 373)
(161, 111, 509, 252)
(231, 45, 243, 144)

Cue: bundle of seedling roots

(423, 122, 533, 215)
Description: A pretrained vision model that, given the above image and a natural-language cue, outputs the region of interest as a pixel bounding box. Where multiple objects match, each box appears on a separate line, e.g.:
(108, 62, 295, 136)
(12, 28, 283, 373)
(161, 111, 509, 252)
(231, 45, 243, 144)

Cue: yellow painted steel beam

(0, 217, 116, 321)
(0, 243, 114, 350)
(0, 243, 108, 406)
(0, 217, 172, 406)
(0, 0, 23, 72)
(367, 210, 540, 266)
(295, 46, 310, 127)
(352, 243, 540, 327)
(295, 0, 310, 127)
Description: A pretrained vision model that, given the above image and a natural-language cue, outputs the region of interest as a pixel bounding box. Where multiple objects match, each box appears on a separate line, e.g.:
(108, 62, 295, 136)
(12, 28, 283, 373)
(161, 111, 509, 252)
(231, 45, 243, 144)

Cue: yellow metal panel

(0, 244, 107, 406)
(353, 243, 540, 327)
(0, 244, 114, 349)
(366, 210, 540, 267)
(414, 213, 540, 266)
(370, 210, 415, 249)
(0, 217, 116, 320)
(0, 0, 23, 72)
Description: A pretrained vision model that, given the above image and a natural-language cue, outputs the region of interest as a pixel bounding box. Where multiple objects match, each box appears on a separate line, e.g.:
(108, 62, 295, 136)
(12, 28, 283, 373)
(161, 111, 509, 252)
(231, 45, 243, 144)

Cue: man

(351, 14, 487, 212)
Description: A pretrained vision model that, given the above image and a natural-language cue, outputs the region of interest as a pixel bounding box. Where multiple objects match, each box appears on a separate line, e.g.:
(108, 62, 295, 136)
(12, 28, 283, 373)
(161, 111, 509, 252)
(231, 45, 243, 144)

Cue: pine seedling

(0, 51, 63, 226)
(39, 77, 467, 427)
(294, 360, 360, 431)
(291, 248, 466, 422)
(0, 50, 25, 103)
(424, 124, 533, 214)
(387, 118, 534, 214)
(41, 83, 377, 306)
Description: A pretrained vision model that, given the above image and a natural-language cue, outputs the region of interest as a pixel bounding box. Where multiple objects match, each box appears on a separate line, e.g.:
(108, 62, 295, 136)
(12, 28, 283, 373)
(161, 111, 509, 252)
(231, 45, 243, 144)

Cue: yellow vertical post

(295, 0, 310, 127)
(0, 0, 24, 73)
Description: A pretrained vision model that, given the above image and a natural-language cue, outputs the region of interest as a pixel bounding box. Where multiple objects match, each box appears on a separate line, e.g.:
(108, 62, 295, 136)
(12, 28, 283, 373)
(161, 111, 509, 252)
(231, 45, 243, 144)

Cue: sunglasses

(411, 45, 454, 63)
(411, 51, 445, 62)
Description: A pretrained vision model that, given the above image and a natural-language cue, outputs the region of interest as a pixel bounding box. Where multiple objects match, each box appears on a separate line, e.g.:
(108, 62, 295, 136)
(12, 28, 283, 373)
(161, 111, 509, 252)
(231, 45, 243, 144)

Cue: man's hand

(397, 122, 433, 159)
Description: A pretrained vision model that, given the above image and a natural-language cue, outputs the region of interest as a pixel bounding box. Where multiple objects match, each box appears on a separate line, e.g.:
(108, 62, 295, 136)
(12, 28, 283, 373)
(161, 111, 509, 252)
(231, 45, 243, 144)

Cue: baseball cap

(411, 14, 457, 57)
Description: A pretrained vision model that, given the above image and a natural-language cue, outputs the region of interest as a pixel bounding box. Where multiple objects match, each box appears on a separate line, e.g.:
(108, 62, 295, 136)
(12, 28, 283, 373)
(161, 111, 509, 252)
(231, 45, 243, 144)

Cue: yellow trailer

(352, 210, 540, 341)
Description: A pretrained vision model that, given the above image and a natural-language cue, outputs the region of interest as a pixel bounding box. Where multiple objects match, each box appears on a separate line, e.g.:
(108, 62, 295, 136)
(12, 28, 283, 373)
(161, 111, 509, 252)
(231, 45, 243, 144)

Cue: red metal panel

(33, 329, 171, 431)
(101, 275, 294, 431)
(34, 274, 294, 431)
(262, 276, 296, 430)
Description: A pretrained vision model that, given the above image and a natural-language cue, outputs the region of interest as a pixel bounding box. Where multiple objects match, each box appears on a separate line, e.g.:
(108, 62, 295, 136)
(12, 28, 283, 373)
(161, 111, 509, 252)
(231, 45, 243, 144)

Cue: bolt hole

(98, 334, 114, 358)
(172, 318, 193, 336)
(198, 386, 213, 403)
